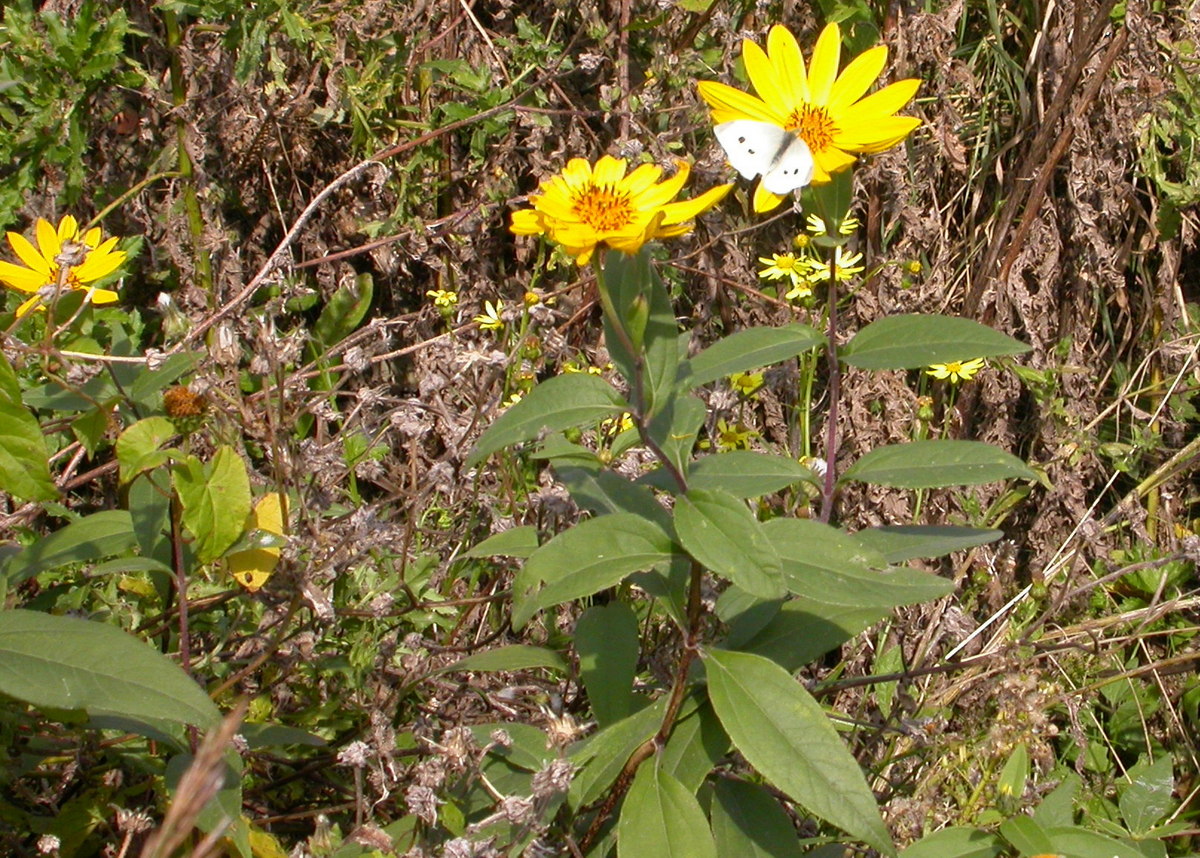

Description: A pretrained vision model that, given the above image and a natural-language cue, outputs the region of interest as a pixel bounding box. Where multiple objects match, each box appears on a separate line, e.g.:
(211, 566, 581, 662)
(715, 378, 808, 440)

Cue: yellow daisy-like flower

(807, 212, 861, 236)
(926, 358, 986, 383)
(0, 215, 126, 317)
(426, 288, 458, 309)
(714, 418, 758, 451)
(474, 299, 505, 331)
(510, 155, 733, 265)
(698, 22, 921, 211)
(730, 370, 764, 397)
(807, 246, 865, 282)
(758, 252, 811, 288)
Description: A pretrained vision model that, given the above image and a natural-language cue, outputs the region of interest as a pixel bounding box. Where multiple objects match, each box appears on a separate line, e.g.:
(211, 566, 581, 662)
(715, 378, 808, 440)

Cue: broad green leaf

(514, 513, 677, 629)
(239, 722, 327, 749)
(1031, 774, 1079, 828)
(468, 374, 628, 466)
(674, 490, 783, 599)
(173, 446, 252, 564)
(644, 393, 707, 483)
(128, 471, 174, 565)
(617, 764, 717, 858)
(463, 526, 540, 559)
(313, 272, 374, 350)
(577, 602, 640, 726)
(117, 416, 178, 483)
(686, 451, 818, 498)
(0, 609, 220, 730)
(602, 248, 680, 418)
(841, 315, 1029, 370)
(569, 697, 665, 808)
(712, 779, 803, 858)
(443, 644, 567, 674)
(841, 440, 1036, 489)
(6, 510, 138, 584)
(559, 467, 670, 524)
(661, 699, 729, 794)
(731, 598, 896, 671)
(471, 722, 557, 772)
(126, 351, 202, 404)
(685, 324, 823, 389)
(533, 435, 605, 470)
(1040, 826, 1151, 858)
(763, 519, 953, 607)
(1119, 755, 1175, 836)
(998, 815, 1053, 856)
(898, 827, 1005, 858)
(0, 351, 21, 402)
(0, 399, 57, 501)
(855, 525, 1003, 563)
(704, 649, 893, 855)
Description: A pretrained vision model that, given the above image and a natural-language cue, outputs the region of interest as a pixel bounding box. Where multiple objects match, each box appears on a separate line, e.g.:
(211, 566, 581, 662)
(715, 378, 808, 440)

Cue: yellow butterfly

(227, 493, 287, 592)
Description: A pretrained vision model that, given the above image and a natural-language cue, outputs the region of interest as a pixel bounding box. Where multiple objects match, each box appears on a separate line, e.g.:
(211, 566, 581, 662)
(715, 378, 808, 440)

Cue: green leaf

(166, 750, 246, 856)
(0, 609, 220, 730)
(514, 513, 677, 629)
(730, 598, 897, 671)
(577, 602, 640, 726)
(442, 644, 567, 674)
(0, 399, 57, 502)
(1039, 826, 1151, 858)
(173, 446, 252, 564)
(559, 467, 670, 524)
(570, 698, 665, 808)
(1119, 755, 1175, 836)
(6, 510, 138, 584)
(686, 451, 818, 498)
(117, 416, 178, 483)
(468, 374, 628, 466)
(126, 351, 201, 404)
(617, 764, 717, 858)
(842, 440, 1036, 489)
(312, 273, 374, 351)
(898, 827, 1005, 858)
(463, 526, 540, 559)
(704, 649, 893, 855)
(841, 315, 1029, 370)
(674, 490, 783, 599)
(644, 393, 707, 482)
(661, 698, 729, 794)
(685, 324, 823, 390)
(998, 815, 1053, 856)
(602, 248, 680, 418)
(855, 525, 1003, 563)
(764, 519, 952, 606)
(712, 779, 802, 858)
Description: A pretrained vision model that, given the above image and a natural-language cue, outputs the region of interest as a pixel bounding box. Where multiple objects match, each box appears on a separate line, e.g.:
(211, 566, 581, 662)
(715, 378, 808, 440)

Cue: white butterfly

(713, 120, 814, 196)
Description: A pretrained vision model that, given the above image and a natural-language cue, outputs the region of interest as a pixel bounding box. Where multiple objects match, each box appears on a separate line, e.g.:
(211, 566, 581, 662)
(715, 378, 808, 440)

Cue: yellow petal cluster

(698, 22, 921, 211)
(511, 156, 732, 265)
(0, 215, 125, 317)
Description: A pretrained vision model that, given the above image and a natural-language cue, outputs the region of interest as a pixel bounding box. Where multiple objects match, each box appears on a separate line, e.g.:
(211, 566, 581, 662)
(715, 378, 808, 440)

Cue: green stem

(162, 9, 213, 301)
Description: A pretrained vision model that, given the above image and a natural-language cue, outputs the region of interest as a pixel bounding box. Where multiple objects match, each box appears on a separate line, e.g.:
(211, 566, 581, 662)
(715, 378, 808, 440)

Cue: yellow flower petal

(15, 294, 44, 317)
(658, 182, 734, 226)
(828, 45, 887, 114)
(806, 23, 842, 105)
(753, 183, 785, 213)
(743, 37, 787, 114)
(35, 218, 62, 262)
(837, 78, 922, 127)
(8, 232, 52, 278)
(697, 81, 782, 125)
(56, 215, 79, 242)
(767, 25, 809, 108)
(0, 259, 45, 293)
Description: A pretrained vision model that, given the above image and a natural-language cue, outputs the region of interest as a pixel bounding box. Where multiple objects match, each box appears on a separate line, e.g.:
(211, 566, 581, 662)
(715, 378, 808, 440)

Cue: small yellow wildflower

(714, 418, 757, 451)
(905, 259, 923, 275)
(510, 156, 733, 265)
(502, 392, 524, 408)
(0, 215, 126, 317)
(784, 280, 813, 301)
(601, 412, 635, 436)
(758, 253, 809, 288)
(730, 370, 764, 397)
(807, 246, 865, 282)
(926, 358, 986, 383)
(806, 213, 860, 236)
(793, 233, 811, 249)
(523, 290, 542, 307)
(426, 288, 458, 309)
(474, 299, 505, 331)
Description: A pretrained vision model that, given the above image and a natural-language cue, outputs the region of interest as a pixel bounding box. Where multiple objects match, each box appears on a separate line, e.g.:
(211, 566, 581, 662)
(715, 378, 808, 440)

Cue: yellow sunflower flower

(510, 156, 733, 265)
(926, 358, 986, 383)
(0, 215, 126, 317)
(698, 22, 921, 212)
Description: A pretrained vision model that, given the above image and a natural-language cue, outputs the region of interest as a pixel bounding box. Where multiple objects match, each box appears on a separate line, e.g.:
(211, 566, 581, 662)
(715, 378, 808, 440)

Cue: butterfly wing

(760, 134, 814, 195)
(713, 120, 791, 181)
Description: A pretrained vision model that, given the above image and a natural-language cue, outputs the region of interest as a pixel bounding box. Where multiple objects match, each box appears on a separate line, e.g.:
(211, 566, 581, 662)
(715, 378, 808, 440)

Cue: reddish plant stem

(818, 250, 841, 524)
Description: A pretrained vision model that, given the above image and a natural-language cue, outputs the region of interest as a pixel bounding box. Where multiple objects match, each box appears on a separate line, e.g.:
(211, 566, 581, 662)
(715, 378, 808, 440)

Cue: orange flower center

(573, 184, 634, 232)
(787, 105, 837, 153)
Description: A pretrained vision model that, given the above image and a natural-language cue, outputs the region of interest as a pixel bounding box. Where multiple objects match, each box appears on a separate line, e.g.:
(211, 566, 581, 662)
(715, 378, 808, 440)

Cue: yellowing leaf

(228, 493, 287, 592)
